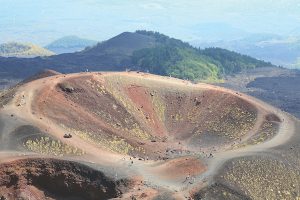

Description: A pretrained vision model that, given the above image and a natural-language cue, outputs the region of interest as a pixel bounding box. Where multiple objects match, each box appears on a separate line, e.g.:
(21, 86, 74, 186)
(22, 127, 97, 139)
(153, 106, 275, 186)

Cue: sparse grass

(150, 93, 166, 122)
(60, 124, 145, 155)
(220, 157, 300, 199)
(23, 136, 84, 156)
(199, 106, 256, 140)
(89, 79, 107, 95)
(97, 85, 107, 95)
(233, 121, 278, 149)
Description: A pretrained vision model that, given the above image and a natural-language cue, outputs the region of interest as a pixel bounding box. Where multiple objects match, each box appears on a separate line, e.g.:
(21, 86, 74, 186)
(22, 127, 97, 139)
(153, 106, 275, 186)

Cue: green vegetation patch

(132, 44, 220, 81)
(24, 136, 84, 156)
(132, 31, 273, 82)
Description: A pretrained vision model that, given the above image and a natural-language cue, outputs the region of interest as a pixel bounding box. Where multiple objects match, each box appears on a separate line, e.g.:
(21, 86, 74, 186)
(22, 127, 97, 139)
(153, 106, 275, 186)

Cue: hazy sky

(0, 0, 300, 45)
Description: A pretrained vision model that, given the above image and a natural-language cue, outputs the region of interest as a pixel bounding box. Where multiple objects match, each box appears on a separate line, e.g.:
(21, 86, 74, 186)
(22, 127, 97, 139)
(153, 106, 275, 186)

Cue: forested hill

(0, 31, 274, 81)
(132, 30, 274, 81)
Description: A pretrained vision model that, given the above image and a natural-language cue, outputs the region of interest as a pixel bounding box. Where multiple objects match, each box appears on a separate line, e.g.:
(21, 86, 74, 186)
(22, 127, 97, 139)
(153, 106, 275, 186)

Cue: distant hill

(194, 33, 300, 68)
(0, 42, 55, 58)
(45, 35, 98, 54)
(0, 31, 274, 81)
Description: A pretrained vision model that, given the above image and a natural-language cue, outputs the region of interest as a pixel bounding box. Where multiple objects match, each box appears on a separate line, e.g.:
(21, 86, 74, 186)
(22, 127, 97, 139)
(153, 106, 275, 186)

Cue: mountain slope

(0, 42, 55, 58)
(45, 35, 98, 54)
(0, 31, 274, 81)
(82, 32, 156, 56)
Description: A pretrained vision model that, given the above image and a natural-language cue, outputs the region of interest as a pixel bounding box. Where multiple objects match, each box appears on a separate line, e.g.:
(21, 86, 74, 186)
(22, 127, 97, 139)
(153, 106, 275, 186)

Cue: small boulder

(64, 133, 72, 138)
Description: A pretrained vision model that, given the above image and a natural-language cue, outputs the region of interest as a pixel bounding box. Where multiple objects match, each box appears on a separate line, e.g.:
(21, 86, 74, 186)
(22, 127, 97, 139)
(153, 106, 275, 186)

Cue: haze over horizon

(1, 0, 300, 45)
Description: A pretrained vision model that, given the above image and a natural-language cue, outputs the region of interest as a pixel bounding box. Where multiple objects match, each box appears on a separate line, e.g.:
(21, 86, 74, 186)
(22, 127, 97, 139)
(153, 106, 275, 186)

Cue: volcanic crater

(0, 71, 299, 199)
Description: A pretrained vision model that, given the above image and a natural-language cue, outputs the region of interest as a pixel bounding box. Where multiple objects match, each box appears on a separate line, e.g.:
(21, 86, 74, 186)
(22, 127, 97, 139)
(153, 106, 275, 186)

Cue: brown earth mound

(0, 158, 131, 200)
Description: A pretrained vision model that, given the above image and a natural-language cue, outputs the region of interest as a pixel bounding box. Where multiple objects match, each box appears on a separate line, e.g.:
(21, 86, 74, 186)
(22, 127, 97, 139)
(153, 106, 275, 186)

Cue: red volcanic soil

(0, 71, 293, 199)
(125, 84, 166, 137)
(151, 156, 207, 181)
